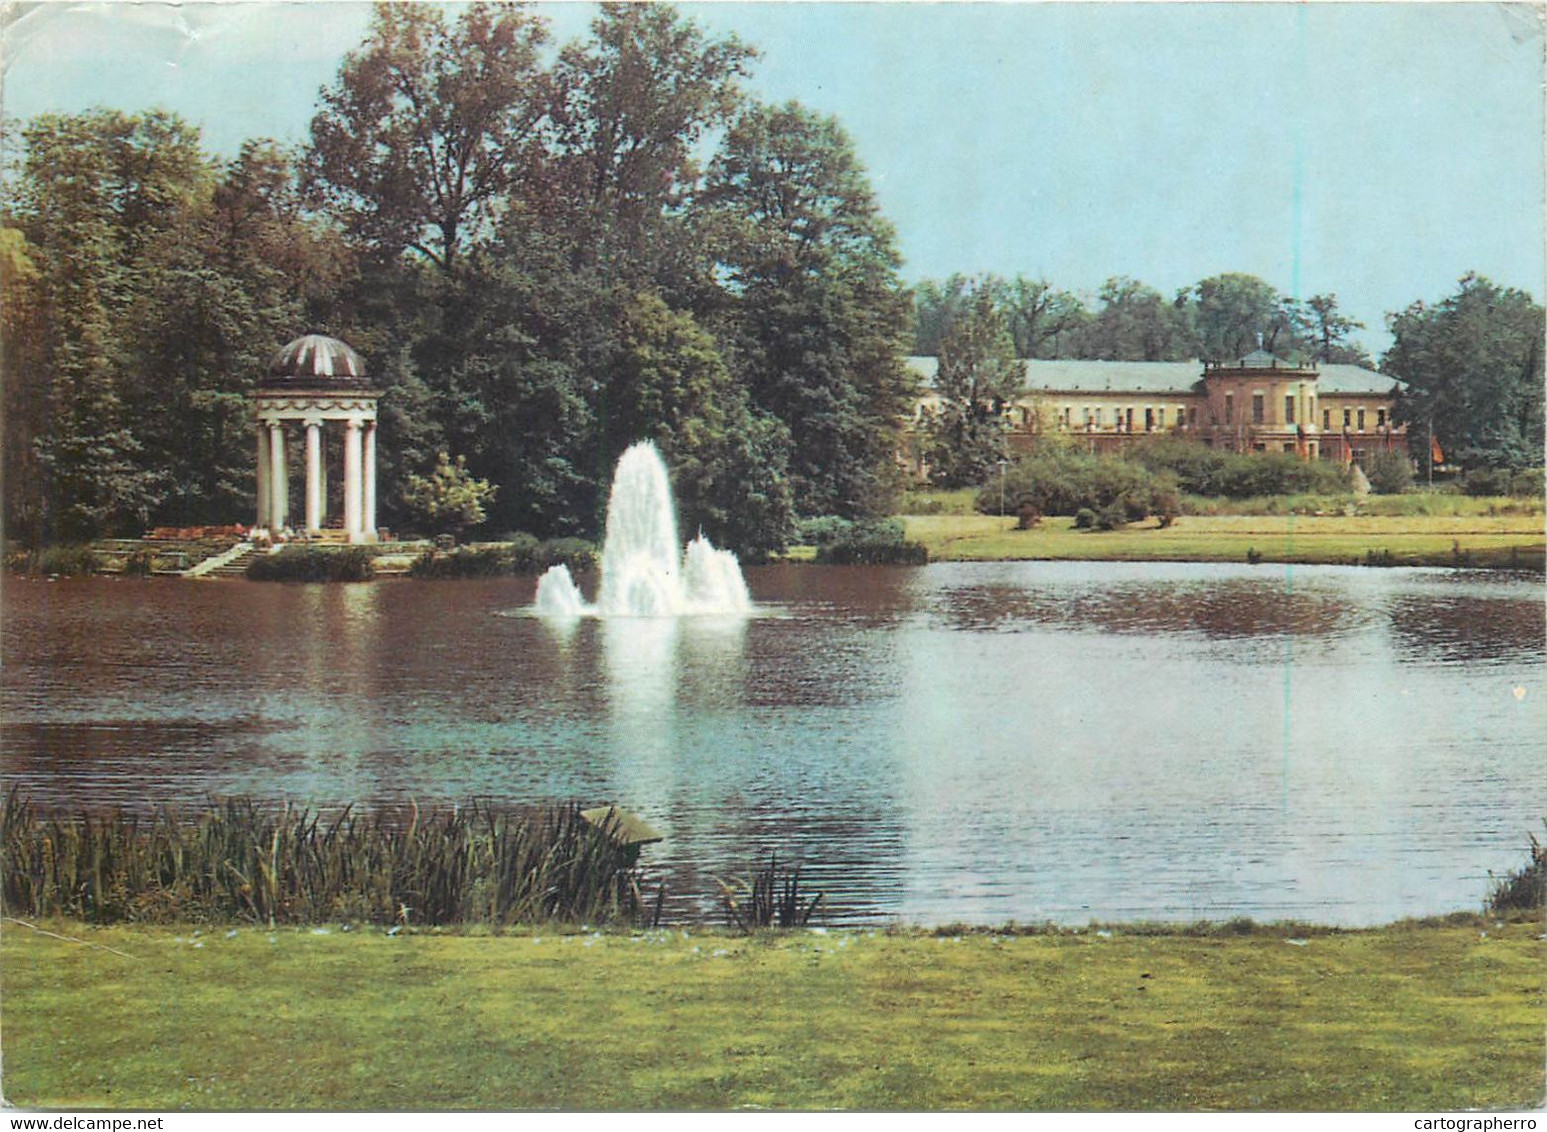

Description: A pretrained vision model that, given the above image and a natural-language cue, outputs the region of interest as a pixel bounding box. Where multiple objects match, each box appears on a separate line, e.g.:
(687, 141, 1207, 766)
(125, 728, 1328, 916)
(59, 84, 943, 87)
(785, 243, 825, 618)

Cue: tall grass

(718, 853, 823, 931)
(0, 794, 655, 928)
(1488, 827, 1546, 912)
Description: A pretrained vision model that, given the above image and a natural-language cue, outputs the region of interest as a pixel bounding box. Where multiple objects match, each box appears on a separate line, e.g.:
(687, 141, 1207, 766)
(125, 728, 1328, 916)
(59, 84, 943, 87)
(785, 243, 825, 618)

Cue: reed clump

(0, 793, 653, 928)
(718, 853, 823, 931)
(1488, 826, 1546, 912)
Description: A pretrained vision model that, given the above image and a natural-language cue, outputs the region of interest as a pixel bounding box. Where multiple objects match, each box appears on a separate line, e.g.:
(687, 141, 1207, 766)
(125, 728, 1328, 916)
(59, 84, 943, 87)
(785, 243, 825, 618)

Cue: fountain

(534, 441, 751, 617)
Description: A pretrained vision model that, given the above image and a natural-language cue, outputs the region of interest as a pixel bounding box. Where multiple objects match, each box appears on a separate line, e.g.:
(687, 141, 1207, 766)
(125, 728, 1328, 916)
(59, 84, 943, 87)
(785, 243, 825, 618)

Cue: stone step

(201, 544, 266, 578)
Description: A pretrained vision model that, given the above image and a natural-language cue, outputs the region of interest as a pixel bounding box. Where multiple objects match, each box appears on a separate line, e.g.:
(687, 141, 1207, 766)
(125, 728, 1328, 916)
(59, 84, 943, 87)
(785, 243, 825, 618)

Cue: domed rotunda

(254, 334, 380, 542)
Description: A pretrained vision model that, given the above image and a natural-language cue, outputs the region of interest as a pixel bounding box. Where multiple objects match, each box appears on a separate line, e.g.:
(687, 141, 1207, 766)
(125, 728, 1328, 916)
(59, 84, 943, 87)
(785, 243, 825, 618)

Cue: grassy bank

(2, 916, 1540, 1110)
(902, 512, 1545, 569)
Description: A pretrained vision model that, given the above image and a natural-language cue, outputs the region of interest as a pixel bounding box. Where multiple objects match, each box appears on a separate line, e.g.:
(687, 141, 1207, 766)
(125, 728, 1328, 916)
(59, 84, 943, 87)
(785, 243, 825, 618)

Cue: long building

(907, 350, 1406, 471)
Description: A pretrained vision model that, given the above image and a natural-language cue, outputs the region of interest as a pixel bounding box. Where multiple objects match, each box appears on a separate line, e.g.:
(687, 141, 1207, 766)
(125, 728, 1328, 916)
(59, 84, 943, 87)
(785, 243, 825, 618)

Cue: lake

(2, 561, 1542, 926)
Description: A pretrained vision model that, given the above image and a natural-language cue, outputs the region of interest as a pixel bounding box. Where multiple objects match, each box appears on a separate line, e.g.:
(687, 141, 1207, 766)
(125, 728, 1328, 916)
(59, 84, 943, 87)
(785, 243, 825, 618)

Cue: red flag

(1341, 429, 1353, 466)
(1430, 434, 1445, 465)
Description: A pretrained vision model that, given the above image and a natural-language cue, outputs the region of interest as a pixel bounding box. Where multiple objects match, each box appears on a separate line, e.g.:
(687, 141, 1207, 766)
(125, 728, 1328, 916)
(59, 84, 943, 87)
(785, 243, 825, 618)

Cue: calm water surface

(3, 562, 1542, 926)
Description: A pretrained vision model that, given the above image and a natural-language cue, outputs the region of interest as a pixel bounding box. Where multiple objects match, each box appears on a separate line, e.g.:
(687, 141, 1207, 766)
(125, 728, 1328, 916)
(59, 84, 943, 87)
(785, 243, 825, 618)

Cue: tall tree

(606, 291, 793, 556)
(305, 1, 549, 274)
(1385, 273, 1544, 471)
(1001, 276, 1089, 359)
(1301, 293, 1371, 366)
(1184, 273, 1287, 360)
(1076, 276, 1187, 361)
(550, 2, 753, 278)
(912, 274, 973, 356)
(8, 110, 213, 539)
(703, 100, 915, 518)
(923, 284, 1021, 488)
(0, 225, 50, 544)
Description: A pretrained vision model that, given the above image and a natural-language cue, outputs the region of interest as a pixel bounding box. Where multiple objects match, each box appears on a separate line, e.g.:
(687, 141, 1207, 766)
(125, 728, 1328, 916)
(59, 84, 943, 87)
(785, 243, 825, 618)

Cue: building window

(1252, 393, 1265, 425)
(1224, 393, 1234, 423)
(1189, 407, 1197, 427)
(1377, 408, 1387, 428)
(1145, 408, 1155, 432)
(1283, 442, 1296, 453)
(1343, 407, 1352, 428)
(1284, 395, 1295, 425)
(1323, 408, 1331, 430)
(1357, 409, 1366, 432)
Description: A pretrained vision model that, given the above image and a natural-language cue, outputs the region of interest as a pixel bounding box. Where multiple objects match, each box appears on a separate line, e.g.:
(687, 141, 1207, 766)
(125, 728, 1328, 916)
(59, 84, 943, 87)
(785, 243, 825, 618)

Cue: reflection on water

(2, 562, 1542, 926)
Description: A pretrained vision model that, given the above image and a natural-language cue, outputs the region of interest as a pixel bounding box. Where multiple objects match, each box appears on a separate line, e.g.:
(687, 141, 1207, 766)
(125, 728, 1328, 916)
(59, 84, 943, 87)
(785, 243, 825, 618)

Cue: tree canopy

(2, 2, 917, 554)
(922, 283, 1021, 489)
(1385, 274, 1544, 471)
(911, 271, 1371, 368)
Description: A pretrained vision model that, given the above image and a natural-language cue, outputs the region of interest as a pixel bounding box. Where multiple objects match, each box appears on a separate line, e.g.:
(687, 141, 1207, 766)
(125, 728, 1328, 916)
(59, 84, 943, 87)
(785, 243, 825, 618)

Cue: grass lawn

(3, 917, 1542, 1111)
(903, 512, 1545, 569)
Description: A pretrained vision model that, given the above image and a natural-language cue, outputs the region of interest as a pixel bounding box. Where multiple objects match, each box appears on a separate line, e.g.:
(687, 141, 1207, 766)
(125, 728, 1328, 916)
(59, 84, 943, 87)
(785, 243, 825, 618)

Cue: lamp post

(998, 458, 1008, 518)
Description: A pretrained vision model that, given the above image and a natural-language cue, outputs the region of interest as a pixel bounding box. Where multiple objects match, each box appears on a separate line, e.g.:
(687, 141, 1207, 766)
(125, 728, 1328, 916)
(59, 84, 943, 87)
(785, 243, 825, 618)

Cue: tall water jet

(533, 441, 751, 617)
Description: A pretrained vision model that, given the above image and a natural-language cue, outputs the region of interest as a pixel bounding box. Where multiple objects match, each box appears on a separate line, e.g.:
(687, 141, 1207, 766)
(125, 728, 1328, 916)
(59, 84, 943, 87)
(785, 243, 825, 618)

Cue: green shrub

(247, 546, 374, 582)
(981, 447, 1180, 524)
(1507, 467, 1544, 499)
(1488, 828, 1545, 912)
(122, 548, 158, 577)
(1073, 507, 1097, 530)
(795, 516, 856, 548)
(897, 488, 977, 516)
(1362, 449, 1414, 495)
(1463, 468, 1513, 497)
(37, 545, 101, 576)
(1095, 501, 1130, 530)
(535, 537, 598, 573)
(409, 546, 511, 579)
(503, 532, 542, 568)
(812, 518, 929, 565)
(1133, 437, 1352, 498)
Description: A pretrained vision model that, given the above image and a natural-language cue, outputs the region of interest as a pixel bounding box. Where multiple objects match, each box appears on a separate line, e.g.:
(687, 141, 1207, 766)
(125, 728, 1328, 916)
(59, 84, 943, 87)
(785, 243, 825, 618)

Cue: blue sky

(3, 1, 1541, 354)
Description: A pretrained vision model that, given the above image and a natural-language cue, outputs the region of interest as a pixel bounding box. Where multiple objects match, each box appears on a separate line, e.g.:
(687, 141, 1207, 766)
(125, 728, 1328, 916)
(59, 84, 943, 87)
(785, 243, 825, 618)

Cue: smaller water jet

(534, 441, 751, 618)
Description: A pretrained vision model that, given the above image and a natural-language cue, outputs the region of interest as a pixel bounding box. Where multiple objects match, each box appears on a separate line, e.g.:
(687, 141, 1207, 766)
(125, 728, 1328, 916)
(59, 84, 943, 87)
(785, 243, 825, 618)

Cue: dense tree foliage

(2, 2, 914, 554)
(912, 272, 1372, 368)
(306, 2, 549, 274)
(2, 111, 333, 543)
(703, 101, 915, 517)
(923, 284, 1021, 488)
(1385, 274, 1545, 472)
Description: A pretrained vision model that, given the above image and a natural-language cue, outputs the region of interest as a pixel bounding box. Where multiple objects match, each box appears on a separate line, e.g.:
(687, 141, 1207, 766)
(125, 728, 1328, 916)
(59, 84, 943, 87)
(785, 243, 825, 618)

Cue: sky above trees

(4, 1, 1541, 354)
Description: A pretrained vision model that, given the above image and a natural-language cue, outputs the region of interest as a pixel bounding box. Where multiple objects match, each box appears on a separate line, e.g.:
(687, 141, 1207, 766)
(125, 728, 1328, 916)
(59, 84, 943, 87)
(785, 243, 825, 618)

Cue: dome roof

(263, 334, 368, 389)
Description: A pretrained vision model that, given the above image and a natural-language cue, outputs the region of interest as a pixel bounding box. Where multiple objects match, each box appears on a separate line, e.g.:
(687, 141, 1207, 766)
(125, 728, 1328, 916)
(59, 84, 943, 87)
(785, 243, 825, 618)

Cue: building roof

(1234, 348, 1288, 368)
(262, 334, 369, 391)
(1315, 364, 1404, 395)
(906, 356, 1400, 397)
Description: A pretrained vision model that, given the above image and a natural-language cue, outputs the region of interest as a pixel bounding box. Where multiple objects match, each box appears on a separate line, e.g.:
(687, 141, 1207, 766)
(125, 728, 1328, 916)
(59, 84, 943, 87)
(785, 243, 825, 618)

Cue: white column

(363, 421, 377, 540)
(343, 418, 363, 541)
(268, 423, 288, 532)
(255, 423, 270, 531)
(305, 421, 323, 533)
